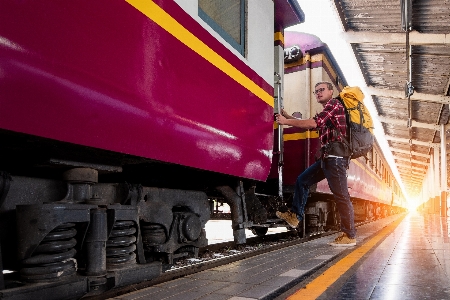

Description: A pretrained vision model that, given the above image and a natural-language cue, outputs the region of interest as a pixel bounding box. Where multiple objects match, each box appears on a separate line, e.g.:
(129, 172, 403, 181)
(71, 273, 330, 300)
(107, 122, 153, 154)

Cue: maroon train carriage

(0, 1, 304, 299)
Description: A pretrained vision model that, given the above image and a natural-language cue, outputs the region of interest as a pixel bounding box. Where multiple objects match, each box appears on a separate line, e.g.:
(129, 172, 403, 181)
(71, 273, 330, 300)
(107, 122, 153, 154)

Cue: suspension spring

(20, 223, 77, 282)
(141, 223, 166, 250)
(306, 214, 319, 227)
(106, 221, 136, 270)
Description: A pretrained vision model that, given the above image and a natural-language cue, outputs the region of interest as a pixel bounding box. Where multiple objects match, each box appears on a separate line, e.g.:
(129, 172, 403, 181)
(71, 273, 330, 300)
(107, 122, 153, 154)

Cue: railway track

(89, 219, 374, 300)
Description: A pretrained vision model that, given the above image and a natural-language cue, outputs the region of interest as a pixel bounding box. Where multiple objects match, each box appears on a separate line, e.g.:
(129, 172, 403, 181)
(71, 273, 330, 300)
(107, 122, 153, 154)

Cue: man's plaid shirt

(313, 98, 348, 147)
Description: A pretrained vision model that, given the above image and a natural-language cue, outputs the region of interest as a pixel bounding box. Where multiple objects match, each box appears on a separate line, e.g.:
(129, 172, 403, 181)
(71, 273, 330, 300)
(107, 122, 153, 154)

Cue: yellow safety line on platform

(126, 0, 274, 107)
(287, 215, 405, 300)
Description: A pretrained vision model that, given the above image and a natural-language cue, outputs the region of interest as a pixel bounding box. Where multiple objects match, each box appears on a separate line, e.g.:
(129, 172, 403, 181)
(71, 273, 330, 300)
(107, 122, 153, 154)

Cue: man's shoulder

(330, 97, 343, 105)
(324, 97, 344, 109)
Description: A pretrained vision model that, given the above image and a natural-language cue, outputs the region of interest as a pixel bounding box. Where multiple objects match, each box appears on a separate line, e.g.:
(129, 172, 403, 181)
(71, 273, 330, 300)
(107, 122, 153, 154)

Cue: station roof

(333, 0, 450, 197)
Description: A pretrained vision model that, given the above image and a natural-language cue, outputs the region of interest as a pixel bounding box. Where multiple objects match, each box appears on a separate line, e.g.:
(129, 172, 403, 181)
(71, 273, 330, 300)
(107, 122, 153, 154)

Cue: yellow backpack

(337, 86, 375, 159)
(339, 86, 374, 134)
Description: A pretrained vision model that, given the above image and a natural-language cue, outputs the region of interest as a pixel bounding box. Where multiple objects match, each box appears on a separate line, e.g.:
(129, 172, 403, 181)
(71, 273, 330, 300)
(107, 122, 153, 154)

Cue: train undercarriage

(0, 133, 403, 299)
(0, 131, 262, 299)
(0, 167, 402, 299)
(0, 168, 213, 299)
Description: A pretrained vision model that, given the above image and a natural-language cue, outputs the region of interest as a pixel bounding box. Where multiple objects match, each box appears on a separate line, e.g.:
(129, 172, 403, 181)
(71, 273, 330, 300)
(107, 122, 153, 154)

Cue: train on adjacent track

(0, 1, 405, 299)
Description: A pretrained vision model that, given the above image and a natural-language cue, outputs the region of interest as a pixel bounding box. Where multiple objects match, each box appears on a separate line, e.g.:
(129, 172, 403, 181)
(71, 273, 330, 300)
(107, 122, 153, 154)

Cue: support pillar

(424, 157, 434, 214)
(441, 125, 447, 217)
(432, 147, 439, 214)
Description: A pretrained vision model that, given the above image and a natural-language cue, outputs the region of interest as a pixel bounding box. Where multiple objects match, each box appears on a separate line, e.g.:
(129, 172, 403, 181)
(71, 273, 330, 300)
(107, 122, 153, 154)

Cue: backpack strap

(346, 101, 365, 131)
(326, 97, 352, 157)
(334, 96, 351, 144)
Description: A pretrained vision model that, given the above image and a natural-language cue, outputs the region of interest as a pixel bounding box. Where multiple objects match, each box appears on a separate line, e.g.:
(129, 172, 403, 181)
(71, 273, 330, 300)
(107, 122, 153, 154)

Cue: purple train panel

(0, 0, 274, 181)
(268, 126, 320, 186)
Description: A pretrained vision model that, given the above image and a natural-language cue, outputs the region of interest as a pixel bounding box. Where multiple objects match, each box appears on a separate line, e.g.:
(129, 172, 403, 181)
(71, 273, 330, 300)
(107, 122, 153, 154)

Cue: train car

(261, 31, 407, 234)
(0, 1, 305, 299)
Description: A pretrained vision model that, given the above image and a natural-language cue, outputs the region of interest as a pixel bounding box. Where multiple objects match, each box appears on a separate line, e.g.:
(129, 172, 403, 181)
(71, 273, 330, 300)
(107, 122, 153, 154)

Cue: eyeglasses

(313, 87, 327, 95)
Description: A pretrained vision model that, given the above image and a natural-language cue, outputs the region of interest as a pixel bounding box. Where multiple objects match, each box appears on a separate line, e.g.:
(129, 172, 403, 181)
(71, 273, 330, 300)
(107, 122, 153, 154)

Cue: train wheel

(250, 227, 268, 237)
(365, 203, 374, 221)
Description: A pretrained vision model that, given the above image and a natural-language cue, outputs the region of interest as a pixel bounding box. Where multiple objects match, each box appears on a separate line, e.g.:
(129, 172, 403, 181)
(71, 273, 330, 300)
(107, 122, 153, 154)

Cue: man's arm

(280, 108, 296, 119)
(275, 113, 316, 129)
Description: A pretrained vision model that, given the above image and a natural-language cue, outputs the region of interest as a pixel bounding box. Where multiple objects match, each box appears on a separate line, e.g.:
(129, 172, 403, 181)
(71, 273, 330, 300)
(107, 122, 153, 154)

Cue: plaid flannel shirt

(313, 98, 347, 147)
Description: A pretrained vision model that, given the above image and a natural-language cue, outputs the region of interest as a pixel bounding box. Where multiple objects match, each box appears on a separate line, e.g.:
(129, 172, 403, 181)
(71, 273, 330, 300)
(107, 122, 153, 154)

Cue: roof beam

(397, 164, 426, 171)
(405, 184, 422, 189)
(400, 176, 424, 183)
(385, 135, 437, 147)
(390, 148, 430, 159)
(404, 176, 423, 180)
(399, 171, 425, 177)
(400, 172, 424, 176)
(399, 175, 423, 182)
(397, 162, 427, 169)
(400, 171, 423, 175)
(342, 30, 450, 46)
(400, 176, 424, 182)
(400, 180, 424, 185)
(403, 177, 423, 181)
(401, 174, 423, 179)
(394, 156, 429, 166)
(403, 180, 423, 184)
(404, 183, 423, 188)
(404, 181, 423, 185)
(365, 87, 450, 105)
(403, 176, 423, 180)
(399, 169, 423, 174)
(378, 116, 440, 130)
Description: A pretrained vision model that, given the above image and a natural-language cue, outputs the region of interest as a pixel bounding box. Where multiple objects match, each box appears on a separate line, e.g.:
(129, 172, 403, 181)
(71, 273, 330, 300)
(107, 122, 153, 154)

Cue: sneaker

(333, 232, 345, 242)
(276, 210, 299, 228)
(329, 233, 356, 247)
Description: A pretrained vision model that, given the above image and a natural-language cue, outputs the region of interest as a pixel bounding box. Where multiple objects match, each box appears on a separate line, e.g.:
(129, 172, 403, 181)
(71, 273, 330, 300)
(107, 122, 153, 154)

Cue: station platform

(108, 212, 450, 300)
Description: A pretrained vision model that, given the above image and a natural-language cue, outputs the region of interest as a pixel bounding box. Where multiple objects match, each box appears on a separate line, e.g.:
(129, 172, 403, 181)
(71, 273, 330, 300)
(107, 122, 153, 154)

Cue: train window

(198, 0, 246, 55)
(373, 152, 377, 171)
(378, 160, 382, 176)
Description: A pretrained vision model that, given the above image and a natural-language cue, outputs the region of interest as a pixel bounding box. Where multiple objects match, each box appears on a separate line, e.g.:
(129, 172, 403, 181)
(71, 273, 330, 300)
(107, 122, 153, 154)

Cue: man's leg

(291, 160, 325, 220)
(276, 160, 325, 228)
(322, 158, 356, 239)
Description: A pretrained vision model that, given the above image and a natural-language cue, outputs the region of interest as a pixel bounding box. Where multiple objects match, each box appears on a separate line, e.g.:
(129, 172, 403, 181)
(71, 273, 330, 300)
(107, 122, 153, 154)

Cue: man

(275, 81, 356, 246)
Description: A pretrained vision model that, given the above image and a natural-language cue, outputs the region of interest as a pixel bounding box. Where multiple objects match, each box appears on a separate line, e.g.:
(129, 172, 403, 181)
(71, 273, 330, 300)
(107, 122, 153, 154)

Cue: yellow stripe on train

(126, 0, 274, 107)
(274, 31, 284, 44)
(283, 131, 320, 141)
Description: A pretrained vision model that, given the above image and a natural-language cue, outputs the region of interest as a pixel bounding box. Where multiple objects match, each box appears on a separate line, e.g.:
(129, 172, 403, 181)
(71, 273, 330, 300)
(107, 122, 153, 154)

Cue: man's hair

(315, 81, 333, 91)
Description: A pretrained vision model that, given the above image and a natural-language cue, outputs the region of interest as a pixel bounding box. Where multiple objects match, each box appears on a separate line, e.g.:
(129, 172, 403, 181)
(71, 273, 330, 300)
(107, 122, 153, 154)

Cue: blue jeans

(292, 157, 356, 238)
